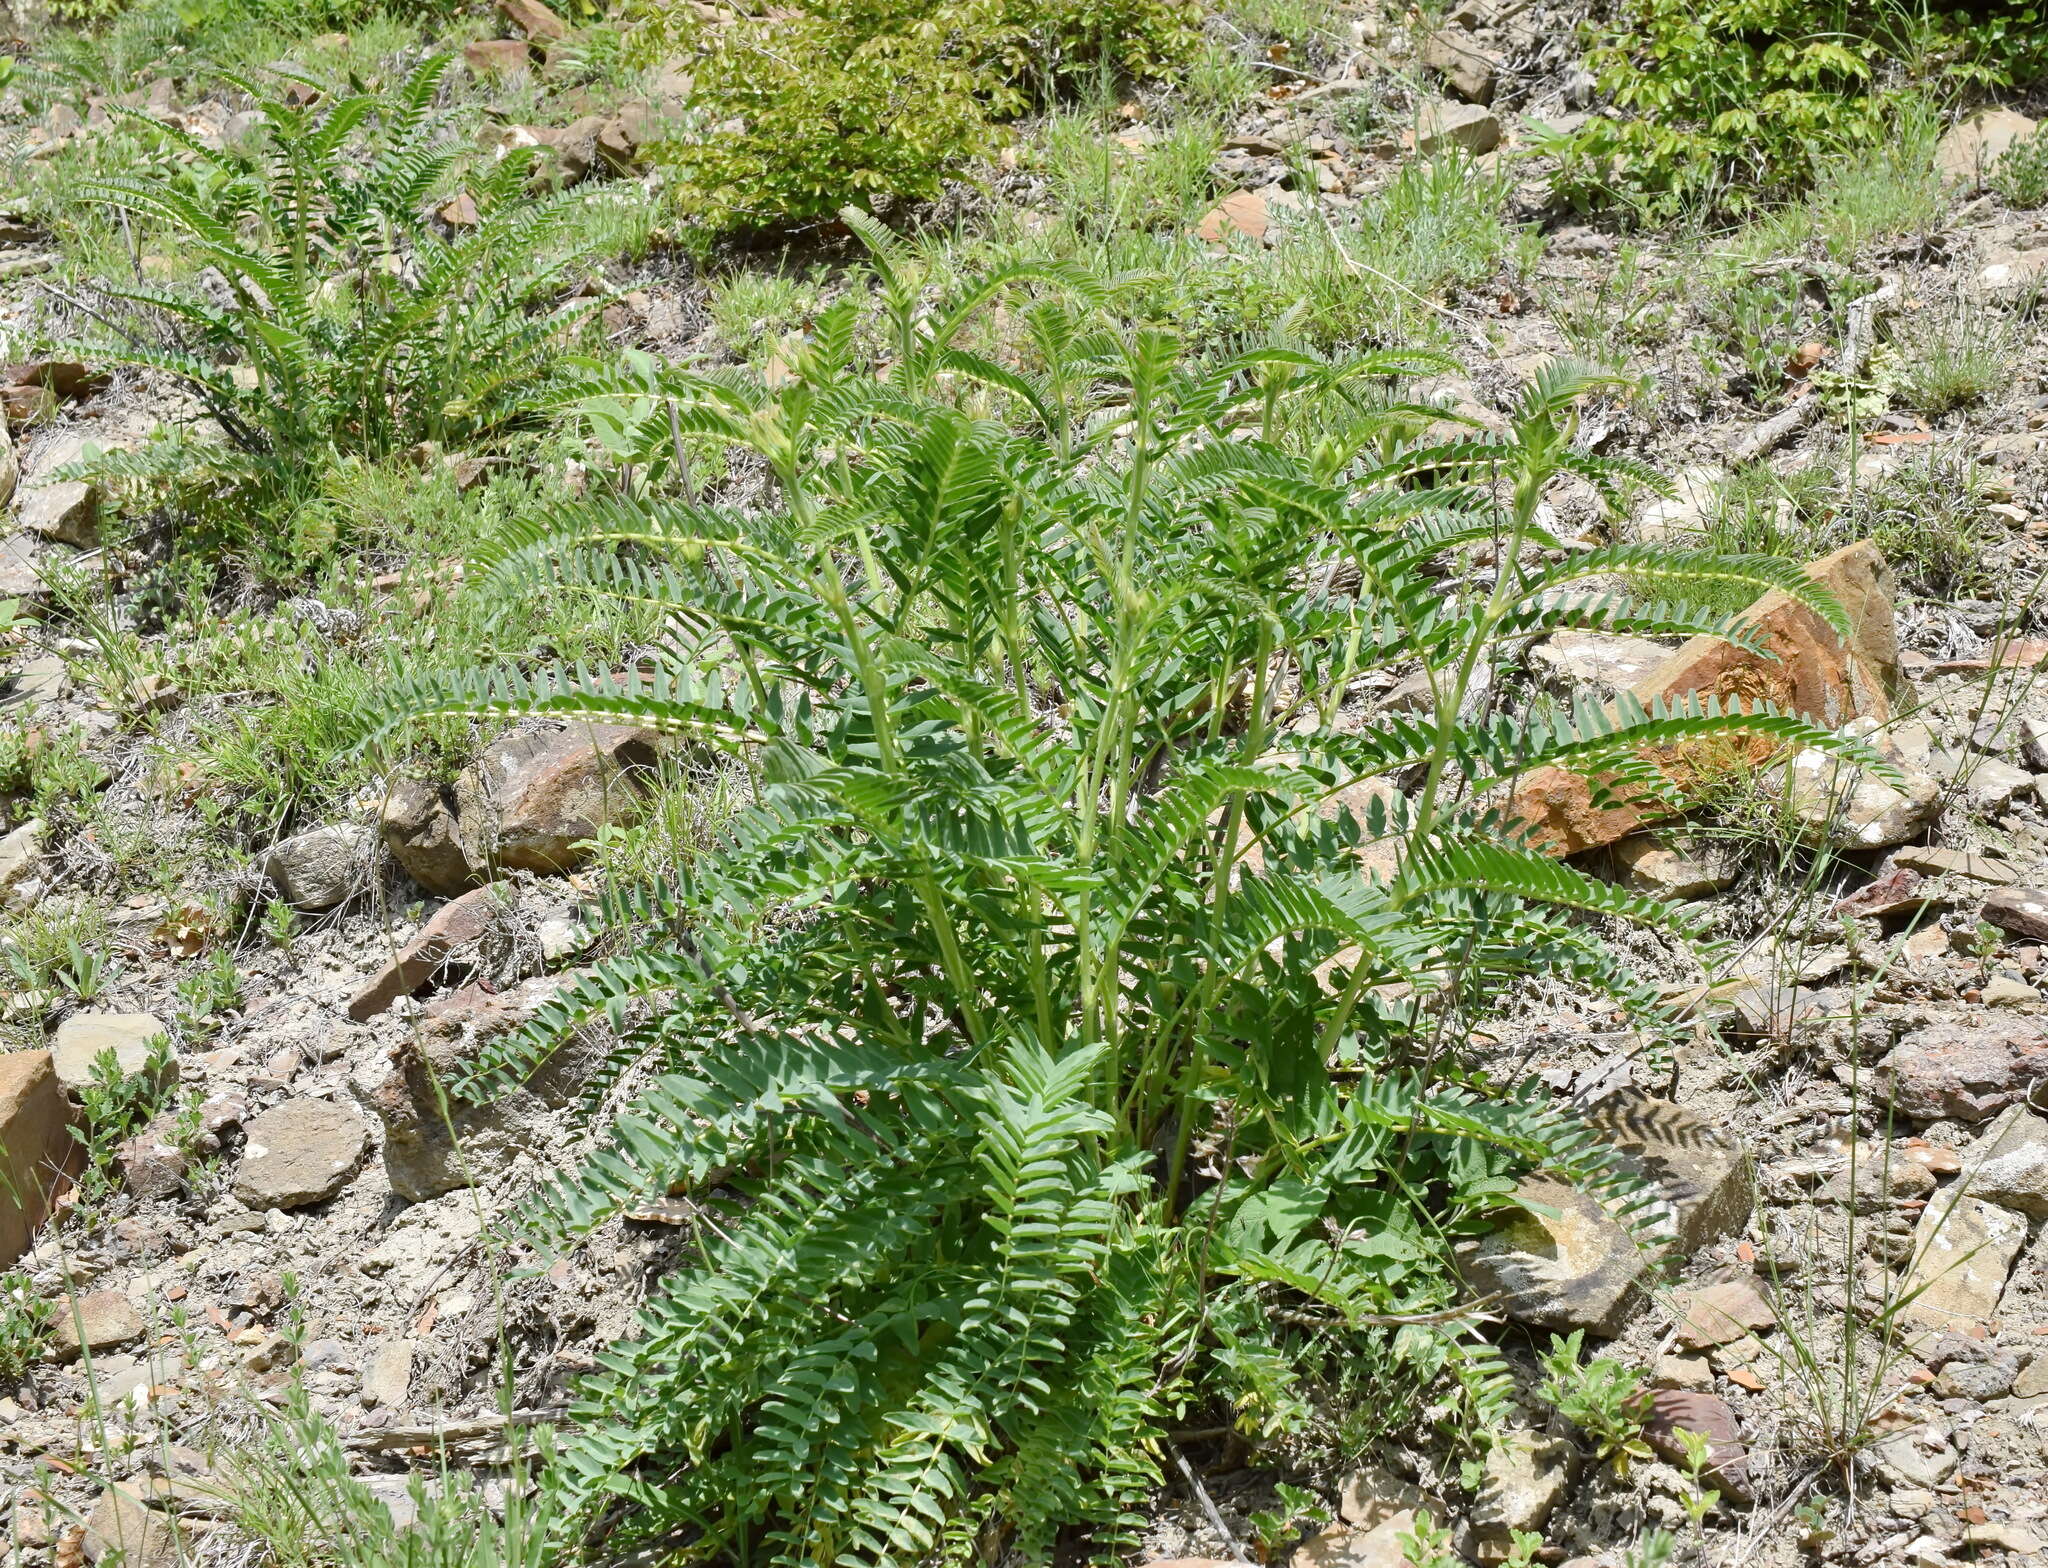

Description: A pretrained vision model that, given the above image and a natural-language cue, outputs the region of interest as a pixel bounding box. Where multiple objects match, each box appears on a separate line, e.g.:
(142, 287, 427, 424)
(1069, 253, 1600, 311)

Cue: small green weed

(67, 1035, 181, 1208)
(175, 947, 245, 1034)
(1889, 303, 2020, 416)
(1538, 1330, 1654, 1472)
(1992, 127, 2048, 207)
(0, 1272, 53, 1382)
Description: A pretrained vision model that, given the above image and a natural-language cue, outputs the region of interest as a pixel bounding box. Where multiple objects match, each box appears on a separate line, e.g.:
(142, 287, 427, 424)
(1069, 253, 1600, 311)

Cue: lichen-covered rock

(1879, 1020, 2048, 1122)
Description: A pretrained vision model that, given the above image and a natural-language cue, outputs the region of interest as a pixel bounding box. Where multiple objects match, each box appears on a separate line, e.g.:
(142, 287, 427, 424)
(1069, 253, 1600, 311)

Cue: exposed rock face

(1935, 108, 2039, 187)
(1879, 1020, 2048, 1122)
(1507, 540, 1908, 855)
(232, 1098, 370, 1209)
(352, 976, 588, 1201)
(259, 823, 376, 910)
(346, 884, 516, 1021)
(1457, 1094, 1751, 1333)
(1, 1050, 76, 1265)
(454, 723, 659, 875)
(50, 1013, 174, 1093)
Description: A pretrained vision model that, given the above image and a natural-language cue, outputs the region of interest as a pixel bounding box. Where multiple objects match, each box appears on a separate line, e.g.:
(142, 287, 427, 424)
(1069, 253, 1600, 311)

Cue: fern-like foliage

(57, 56, 620, 566)
(378, 219, 1878, 1561)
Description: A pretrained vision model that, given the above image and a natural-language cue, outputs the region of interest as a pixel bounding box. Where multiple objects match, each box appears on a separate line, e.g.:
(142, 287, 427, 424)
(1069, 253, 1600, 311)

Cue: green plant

(1555, 0, 2023, 218)
(68, 1035, 179, 1206)
(1398, 1509, 1462, 1568)
(262, 898, 300, 952)
(1246, 1482, 1333, 1560)
(53, 939, 114, 1002)
(176, 947, 245, 1031)
(1538, 1330, 1654, 1472)
(1992, 126, 2048, 206)
(65, 56, 618, 576)
(1889, 303, 2019, 416)
(381, 229, 1876, 1559)
(629, 0, 1201, 234)
(0, 1271, 54, 1382)
(1717, 273, 1806, 405)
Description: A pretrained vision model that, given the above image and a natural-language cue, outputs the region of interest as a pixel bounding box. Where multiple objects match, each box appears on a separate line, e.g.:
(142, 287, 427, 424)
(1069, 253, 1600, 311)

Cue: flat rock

(51, 1288, 144, 1359)
(1937, 108, 2039, 186)
(1632, 466, 1722, 543)
(498, 0, 567, 39)
(50, 1013, 174, 1093)
(346, 883, 515, 1020)
(1529, 632, 1675, 701)
(2, 653, 66, 708)
(17, 479, 98, 546)
(1959, 1103, 2048, 1218)
(1673, 1279, 1776, 1348)
(1614, 833, 1734, 898)
(362, 1337, 414, 1407)
(1293, 1515, 1435, 1568)
(1869, 1425, 1959, 1489)
(1414, 100, 1501, 155)
(1879, 1019, 2048, 1121)
(1979, 247, 2048, 293)
(1982, 885, 2048, 941)
(1899, 1193, 2025, 1338)
(1, 1050, 76, 1265)
(259, 822, 375, 910)
(1509, 541, 1907, 854)
(232, 1098, 370, 1209)
(1195, 189, 1268, 243)
(1420, 28, 1499, 103)
(1644, 1390, 1750, 1501)
(1892, 846, 2018, 885)
(1458, 1093, 1751, 1333)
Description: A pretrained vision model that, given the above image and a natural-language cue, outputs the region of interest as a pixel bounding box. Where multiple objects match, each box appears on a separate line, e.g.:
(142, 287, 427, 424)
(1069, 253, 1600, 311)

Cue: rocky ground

(5, 0, 2048, 1565)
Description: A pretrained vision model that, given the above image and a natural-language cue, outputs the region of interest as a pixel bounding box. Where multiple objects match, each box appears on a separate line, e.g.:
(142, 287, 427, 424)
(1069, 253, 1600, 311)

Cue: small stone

(1981, 973, 2038, 1006)
(1653, 1354, 1713, 1391)
(1195, 190, 1269, 243)
(1781, 731, 1942, 850)
(232, 1098, 370, 1209)
(115, 1113, 190, 1201)
(1869, 1426, 1959, 1489)
(1983, 886, 2048, 941)
(258, 823, 375, 911)
(1879, 1019, 2048, 1121)
(1899, 1194, 2025, 1338)
(50, 1013, 174, 1094)
(1469, 1431, 1576, 1550)
(1933, 1356, 2016, 1400)
(1890, 847, 2017, 886)
(346, 883, 515, 1020)
(0, 819, 43, 902)
(362, 1337, 414, 1407)
(1673, 1279, 1776, 1348)
(1530, 633, 1675, 700)
(1832, 866, 1934, 920)
(1644, 1390, 1750, 1500)
(379, 778, 477, 896)
(1613, 833, 1735, 898)
(84, 1484, 175, 1567)
(1420, 28, 1499, 103)
(16, 480, 98, 546)
(1414, 100, 1501, 155)
(1820, 1149, 1936, 1211)
(455, 723, 659, 875)
(50, 1289, 144, 1359)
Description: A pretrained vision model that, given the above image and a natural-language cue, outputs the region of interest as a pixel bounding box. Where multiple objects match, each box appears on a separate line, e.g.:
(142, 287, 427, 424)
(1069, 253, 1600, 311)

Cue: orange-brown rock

(1505, 540, 1908, 855)
(1, 1050, 79, 1266)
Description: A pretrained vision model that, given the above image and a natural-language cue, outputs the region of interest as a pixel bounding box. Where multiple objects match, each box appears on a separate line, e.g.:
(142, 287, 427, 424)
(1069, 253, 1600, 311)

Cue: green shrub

(63, 56, 622, 578)
(1993, 126, 2048, 206)
(380, 221, 1876, 1559)
(627, 0, 1201, 233)
(1553, 0, 2047, 218)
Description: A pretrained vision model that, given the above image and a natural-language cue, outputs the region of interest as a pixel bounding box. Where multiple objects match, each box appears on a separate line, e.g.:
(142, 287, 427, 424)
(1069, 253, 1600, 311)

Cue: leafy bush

(1993, 125, 2048, 206)
(65, 56, 621, 576)
(626, 0, 1200, 233)
(1539, 1330, 1654, 1471)
(382, 222, 1872, 1559)
(1553, 0, 2047, 217)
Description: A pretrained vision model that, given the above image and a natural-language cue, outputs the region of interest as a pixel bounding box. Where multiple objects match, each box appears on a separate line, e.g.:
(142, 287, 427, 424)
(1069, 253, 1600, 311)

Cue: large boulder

(1507, 541, 1909, 855)
(0, 1050, 77, 1265)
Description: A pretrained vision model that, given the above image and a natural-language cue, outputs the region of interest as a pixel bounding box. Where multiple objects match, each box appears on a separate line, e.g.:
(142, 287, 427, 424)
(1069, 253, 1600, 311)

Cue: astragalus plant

(382, 221, 1874, 1561)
